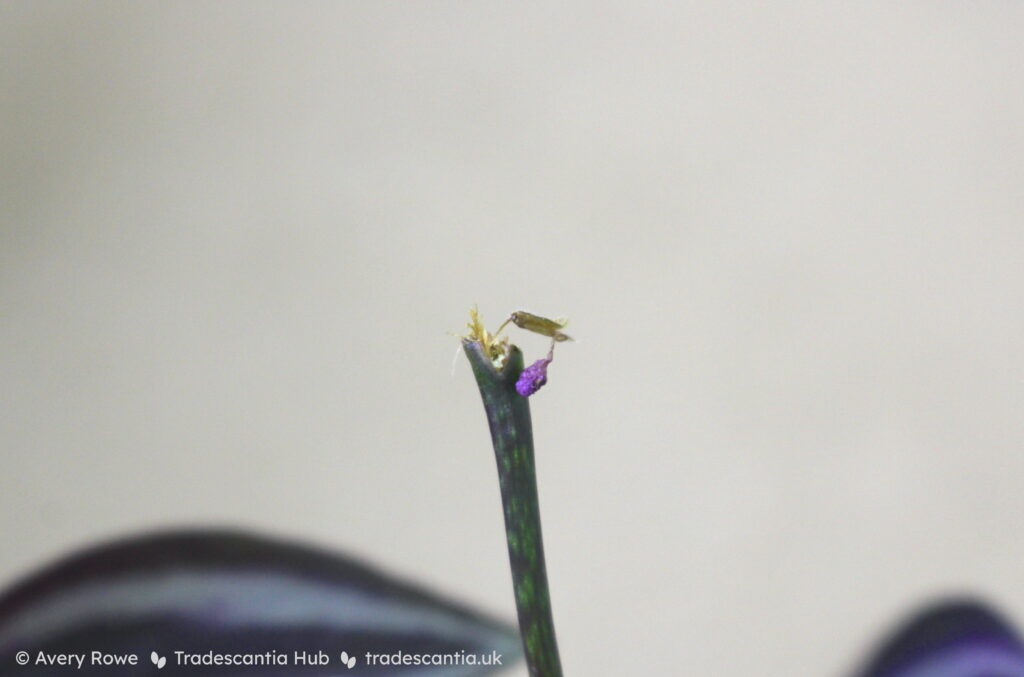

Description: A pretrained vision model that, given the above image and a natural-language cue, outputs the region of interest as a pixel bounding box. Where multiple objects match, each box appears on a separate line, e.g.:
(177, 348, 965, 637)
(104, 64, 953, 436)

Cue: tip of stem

(462, 338, 524, 382)
(463, 307, 511, 369)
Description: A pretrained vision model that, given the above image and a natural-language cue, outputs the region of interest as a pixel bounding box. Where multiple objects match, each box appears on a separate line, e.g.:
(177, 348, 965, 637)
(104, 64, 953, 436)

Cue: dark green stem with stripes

(463, 340, 564, 677)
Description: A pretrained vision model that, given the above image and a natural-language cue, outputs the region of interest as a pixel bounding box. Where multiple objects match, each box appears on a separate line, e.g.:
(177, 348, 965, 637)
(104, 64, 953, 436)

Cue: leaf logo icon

(340, 651, 356, 669)
(150, 652, 167, 669)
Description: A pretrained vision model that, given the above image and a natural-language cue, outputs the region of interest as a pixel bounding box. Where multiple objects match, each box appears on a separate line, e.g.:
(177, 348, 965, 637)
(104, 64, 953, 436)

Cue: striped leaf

(0, 530, 520, 676)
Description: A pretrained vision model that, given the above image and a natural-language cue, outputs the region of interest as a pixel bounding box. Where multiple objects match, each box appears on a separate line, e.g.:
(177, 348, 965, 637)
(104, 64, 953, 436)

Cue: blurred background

(1, 2, 1022, 675)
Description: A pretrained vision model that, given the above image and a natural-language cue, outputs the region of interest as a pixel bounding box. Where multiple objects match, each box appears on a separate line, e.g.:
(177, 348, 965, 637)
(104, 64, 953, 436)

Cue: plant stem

(463, 340, 564, 677)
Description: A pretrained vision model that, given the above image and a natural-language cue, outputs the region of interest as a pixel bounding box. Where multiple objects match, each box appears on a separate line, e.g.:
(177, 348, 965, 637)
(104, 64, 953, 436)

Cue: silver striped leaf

(0, 530, 520, 676)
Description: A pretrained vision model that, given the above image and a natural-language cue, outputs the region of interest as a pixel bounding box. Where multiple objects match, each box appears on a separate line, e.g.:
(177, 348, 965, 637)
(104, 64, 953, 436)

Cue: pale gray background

(2, 3, 1022, 675)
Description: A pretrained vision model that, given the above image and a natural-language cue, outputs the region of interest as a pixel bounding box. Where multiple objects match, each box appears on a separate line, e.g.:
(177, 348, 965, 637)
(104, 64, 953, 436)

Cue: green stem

(463, 340, 564, 677)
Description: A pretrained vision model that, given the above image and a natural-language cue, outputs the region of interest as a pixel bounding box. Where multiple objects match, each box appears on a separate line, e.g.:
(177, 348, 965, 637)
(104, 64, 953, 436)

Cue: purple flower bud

(516, 358, 552, 397)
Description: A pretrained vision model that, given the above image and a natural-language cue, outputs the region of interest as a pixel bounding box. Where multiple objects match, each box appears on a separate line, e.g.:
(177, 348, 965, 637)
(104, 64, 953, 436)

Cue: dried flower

(463, 308, 564, 398)
(516, 357, 552, 397)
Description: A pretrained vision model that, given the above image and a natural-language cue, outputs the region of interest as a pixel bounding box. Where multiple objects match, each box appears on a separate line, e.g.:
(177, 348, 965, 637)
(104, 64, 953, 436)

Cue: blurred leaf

(854, 598, 1024, 677)
(0, 530, 520, 676)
